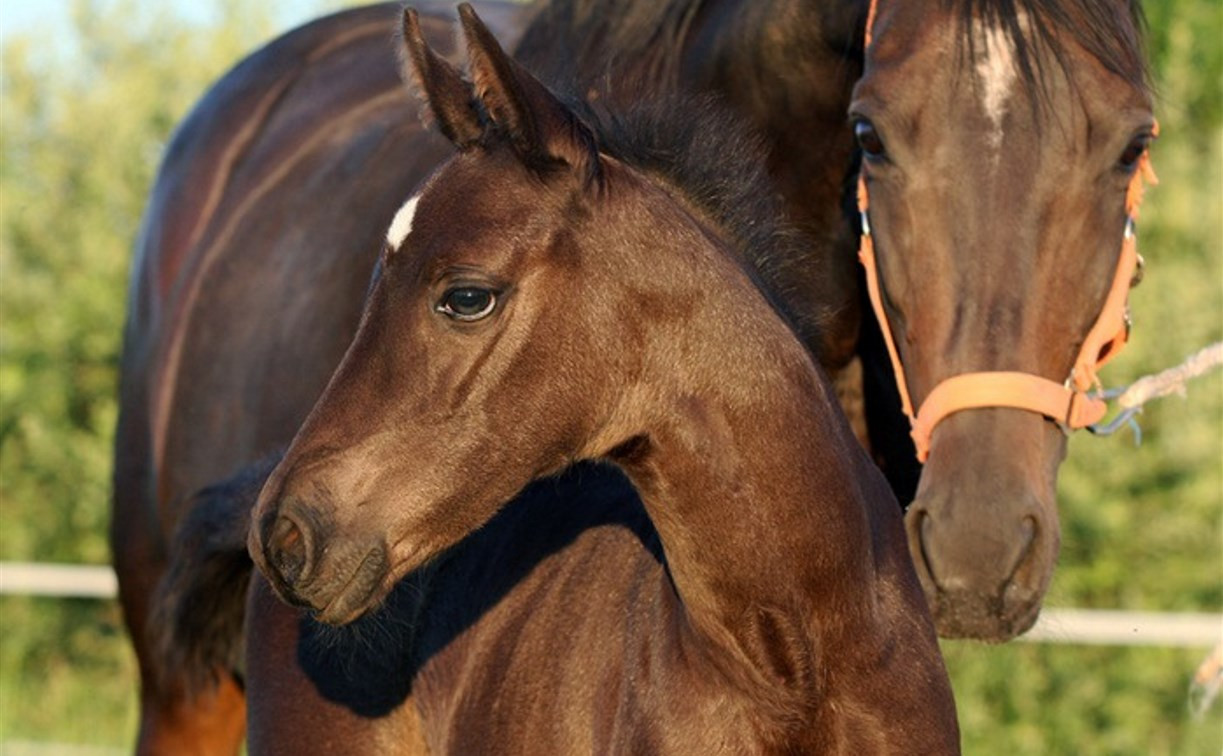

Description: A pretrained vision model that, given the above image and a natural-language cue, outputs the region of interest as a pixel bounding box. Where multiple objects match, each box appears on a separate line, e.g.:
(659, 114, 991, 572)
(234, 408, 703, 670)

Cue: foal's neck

(612, 309, 894, 701)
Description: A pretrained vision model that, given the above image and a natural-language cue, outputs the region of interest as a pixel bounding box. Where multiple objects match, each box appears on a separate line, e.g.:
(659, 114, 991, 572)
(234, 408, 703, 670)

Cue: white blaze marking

(973, 17, 1019, 154)
(386, 195, 421, 249)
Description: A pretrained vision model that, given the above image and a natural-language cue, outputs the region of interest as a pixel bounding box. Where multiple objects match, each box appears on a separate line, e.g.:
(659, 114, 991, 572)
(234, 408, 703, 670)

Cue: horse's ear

(400, 7, 483, 149)
(457, 3, 601, 184)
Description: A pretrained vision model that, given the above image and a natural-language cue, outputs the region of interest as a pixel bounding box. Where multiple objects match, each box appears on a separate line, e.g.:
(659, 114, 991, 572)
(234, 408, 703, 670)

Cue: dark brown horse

(850, 0, 1154, 637)
(244, 8, 958, 751)
(114, 0, 1152, 750)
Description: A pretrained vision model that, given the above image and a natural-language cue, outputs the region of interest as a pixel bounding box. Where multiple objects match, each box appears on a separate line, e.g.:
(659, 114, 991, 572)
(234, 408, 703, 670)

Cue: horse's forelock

(950, 0, 1149, 106)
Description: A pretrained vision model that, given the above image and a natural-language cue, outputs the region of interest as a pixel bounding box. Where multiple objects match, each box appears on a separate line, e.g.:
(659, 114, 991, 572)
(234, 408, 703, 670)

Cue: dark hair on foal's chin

(952, 0, 1150, 105)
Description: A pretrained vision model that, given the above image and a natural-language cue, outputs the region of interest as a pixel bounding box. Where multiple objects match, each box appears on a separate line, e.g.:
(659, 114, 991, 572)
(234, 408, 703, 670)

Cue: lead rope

(1088, 342, 1223, 441)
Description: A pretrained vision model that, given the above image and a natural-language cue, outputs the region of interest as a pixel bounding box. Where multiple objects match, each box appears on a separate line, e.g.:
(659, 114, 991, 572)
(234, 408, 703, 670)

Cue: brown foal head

(248, 5, 777, 623)
(851, 0, 1151, 639)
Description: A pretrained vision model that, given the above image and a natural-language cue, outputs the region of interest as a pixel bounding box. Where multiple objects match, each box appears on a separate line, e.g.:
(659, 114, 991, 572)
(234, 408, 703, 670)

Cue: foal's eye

(437, 287, 497, 321)
(854, 119, 887, 160)
(1117, 135, 1150, 172)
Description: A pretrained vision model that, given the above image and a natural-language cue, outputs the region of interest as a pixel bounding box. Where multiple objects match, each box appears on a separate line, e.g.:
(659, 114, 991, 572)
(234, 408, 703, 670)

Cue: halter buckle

(1054, 378, 1077, 436)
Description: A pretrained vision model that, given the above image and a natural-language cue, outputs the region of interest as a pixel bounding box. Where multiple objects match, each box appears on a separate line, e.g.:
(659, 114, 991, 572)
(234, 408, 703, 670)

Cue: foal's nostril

(267, 513, 314, 589)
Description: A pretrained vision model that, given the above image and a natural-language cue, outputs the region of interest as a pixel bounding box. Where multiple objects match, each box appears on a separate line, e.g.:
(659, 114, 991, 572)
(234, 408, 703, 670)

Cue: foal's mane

(589, 97, 797, 279)
(577, 94, 829, 339)
(952, 0, 1149, 98)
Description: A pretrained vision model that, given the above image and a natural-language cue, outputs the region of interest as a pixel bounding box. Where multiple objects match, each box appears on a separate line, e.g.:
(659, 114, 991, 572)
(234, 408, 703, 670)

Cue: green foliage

(0, 0, 1218, 751)
(0, 0, 318, 745)
(0, 0, 296, 562)
(0, 596, 137, 746)
(944, 643, 1222, 754)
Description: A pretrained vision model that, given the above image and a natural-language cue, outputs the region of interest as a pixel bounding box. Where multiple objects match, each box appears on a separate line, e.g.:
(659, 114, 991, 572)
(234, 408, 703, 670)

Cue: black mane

(579, 94, 834, 345)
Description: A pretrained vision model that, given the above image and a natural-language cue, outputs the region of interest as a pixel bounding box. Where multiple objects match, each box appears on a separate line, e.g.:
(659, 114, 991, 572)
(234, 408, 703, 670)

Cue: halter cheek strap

(855, 137, 1157, 462)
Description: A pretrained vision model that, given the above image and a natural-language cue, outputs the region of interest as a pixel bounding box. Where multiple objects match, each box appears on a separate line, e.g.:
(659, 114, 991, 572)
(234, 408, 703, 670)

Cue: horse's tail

(149, 453, 282, 698)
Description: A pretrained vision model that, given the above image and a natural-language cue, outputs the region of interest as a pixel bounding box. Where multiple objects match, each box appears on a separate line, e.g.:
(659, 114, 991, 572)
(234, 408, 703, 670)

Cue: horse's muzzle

(902, 409, 1063, 641)
(906, 502, 1047, 641)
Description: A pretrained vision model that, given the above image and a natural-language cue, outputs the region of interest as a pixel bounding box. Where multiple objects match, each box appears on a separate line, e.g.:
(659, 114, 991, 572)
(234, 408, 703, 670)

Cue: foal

(248, 6, 957, 752)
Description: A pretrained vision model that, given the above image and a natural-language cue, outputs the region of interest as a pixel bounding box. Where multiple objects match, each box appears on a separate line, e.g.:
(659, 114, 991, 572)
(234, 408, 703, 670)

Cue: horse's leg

(245, 573, 429, 755)
(113, 394, 248, 754)
(133, 678, 246, 756)
(114, 504, 247, 755)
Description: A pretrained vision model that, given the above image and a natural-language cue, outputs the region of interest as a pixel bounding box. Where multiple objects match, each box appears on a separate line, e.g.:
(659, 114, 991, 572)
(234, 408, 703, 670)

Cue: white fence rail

(1, 562, 118, 599)
(2, 562, 1220, 648)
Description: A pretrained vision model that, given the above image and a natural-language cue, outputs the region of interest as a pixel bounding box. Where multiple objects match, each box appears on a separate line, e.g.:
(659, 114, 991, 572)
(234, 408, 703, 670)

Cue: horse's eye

(854, 119, 887, 160)
(1118, 135, 1150, 171)
(437, 287, 497, 321)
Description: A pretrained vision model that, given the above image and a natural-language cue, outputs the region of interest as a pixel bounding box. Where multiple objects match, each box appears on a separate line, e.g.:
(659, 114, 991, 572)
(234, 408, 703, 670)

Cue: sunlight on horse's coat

(387, 195, 421, 249)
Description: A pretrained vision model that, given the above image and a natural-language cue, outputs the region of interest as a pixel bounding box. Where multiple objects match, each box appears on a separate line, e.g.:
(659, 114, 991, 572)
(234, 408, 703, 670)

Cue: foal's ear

(400, 7, 483, 149)
(457, 3, 601, 184)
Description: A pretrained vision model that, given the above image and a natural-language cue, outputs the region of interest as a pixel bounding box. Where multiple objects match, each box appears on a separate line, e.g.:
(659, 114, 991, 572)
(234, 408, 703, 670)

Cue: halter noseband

(857, 1, 1157, 462)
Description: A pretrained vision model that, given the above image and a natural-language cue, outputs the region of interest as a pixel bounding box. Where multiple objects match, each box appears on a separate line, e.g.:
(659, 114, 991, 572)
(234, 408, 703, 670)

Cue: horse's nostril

(268, 513, 313, 589)
(908, 507, 939, 587)
(1005, 515, 1041, 590)
(1020, 516, 1036, 548)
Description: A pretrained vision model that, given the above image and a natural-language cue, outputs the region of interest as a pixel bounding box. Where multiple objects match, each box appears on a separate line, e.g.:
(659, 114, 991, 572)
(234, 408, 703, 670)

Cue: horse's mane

(952, 0, 1149, 98)
(520, 0, 1150, 99)
(577, 94, 830, 341)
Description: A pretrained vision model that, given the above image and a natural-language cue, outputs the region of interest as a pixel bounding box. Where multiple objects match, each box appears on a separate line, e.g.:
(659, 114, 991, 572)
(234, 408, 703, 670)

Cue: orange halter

(857, 1, 1158, 462)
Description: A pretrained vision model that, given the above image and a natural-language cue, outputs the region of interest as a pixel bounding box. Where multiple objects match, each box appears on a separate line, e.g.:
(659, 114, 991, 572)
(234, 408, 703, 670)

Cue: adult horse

(245, 7, 958, 751)
(850, 0, 1154, 636)
(113, 0, 1153, 750)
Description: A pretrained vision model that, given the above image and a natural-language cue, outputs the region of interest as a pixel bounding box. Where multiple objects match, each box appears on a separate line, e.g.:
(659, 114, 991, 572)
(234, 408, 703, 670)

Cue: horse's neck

(687, 0, 864, 123)
(615, 334, 891, 699)
(686, 0, 868, 369)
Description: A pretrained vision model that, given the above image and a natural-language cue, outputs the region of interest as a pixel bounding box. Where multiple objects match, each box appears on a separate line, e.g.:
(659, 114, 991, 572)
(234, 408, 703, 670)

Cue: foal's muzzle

(250, 500, 390, 625)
